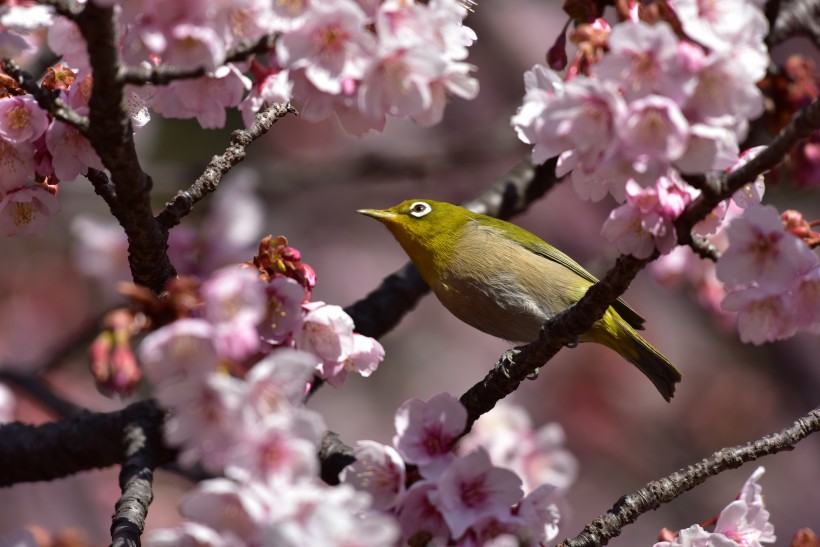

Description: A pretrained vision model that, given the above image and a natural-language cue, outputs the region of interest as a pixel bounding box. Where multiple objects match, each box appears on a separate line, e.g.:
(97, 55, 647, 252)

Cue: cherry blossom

(139, 319, 219, 385)
(428, 448, 524, 539)
(340, 440, 406, 510)
(393, 392, 467, 479)
(0, 138, 34, 193)
(395, 481, 451, 543)
(0, 184, 60, 237)
(0, 96, 49, 144)
(45, 111, 105, 182)
(716, 205, 818, 291)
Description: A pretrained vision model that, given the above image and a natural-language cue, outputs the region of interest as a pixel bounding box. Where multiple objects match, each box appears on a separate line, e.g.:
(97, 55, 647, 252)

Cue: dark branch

(676, 98, 820, 249)
(0, 58, 90, 133)
(155, 102, 298, 231)
(559, 405, 820, 547)
(319, 431, 356, 486)
(459, 253, 654, 431)
(767, 0, 820, 47)
(76, 2, 176, 293)
(119, 34, 278, 86)
(111, 418, 162, 547)
(0, 371, 83, 419)
(87, 168, 120, 215)
(0, 400, 173, 487)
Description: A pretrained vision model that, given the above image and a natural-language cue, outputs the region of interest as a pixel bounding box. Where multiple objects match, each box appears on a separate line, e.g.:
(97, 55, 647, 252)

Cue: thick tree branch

(75, 2, 176, 293)
(119, 34, 278, 86)
(559, 406, 820, 547)
(155, 102, 298, 231)
(111, 419, 162, 547)
(0, 400, 173, 487)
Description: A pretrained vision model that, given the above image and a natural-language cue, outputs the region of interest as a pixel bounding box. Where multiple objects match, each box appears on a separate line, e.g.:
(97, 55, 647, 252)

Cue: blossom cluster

(512, 0, 769, 253)
(340, 395, 576, 545)
(0, 0, 477, 236)
(129, 240, 393, 543)
(655, 467, 775, 547)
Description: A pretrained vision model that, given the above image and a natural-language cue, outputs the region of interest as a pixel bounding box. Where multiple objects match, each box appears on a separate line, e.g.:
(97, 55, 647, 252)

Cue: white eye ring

(409, 201, 432, 218)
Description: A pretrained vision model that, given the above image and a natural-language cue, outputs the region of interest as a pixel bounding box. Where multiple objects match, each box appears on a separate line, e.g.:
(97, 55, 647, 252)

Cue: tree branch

(766, 0, 820, 47)
(559, 405, 820, 547)
(119, 34, 278, 86)
(155, 102, 298, 231)
(0, 400, 173, 487)
(111, 418, 163, 547)
(75, 2, 176, 293)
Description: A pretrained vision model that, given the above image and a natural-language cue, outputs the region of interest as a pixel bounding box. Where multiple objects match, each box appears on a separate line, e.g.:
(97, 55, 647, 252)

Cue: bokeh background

(1, 0, 820, 544)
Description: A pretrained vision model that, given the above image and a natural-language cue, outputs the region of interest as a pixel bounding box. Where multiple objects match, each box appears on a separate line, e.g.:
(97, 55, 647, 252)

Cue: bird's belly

(432, 276, 561, 343)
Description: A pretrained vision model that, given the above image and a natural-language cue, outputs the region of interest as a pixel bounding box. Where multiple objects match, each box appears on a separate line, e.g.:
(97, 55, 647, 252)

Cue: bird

(357, 199, 681, 401)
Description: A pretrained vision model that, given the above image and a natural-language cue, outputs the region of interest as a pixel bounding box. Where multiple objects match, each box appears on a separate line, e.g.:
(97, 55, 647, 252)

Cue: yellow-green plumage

(358, 199, 682, 401)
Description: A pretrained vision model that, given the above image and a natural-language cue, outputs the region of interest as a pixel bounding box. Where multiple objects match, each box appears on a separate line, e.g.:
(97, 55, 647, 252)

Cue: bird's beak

(357, 208, 397, 221)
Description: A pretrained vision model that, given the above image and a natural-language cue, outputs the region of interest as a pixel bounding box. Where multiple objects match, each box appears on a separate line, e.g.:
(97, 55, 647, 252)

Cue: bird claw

(566, 336, 580, 349)
(494, 348, 521, 378)
(526, 368, 540, 381)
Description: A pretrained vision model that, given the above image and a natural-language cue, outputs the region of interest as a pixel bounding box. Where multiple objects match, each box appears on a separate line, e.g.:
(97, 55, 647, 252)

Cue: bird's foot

(494, 347, 522, 378)
(566, 336, 580, 349)
(526, 368, 540, 381)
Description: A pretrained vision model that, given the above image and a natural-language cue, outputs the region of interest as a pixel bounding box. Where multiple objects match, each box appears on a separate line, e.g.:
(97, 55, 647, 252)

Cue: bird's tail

(590, 310, 682, 402)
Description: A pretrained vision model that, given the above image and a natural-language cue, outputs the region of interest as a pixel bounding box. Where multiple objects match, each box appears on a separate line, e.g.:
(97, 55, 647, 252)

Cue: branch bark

(559, 406, 820, 547)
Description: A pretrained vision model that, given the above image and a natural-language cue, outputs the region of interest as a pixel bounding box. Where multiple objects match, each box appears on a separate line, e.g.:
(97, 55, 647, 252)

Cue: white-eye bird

(358, 199, 681, 401)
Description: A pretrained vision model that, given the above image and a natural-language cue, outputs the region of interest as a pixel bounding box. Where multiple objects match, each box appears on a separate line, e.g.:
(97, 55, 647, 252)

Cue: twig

(111, 418, 162, 547)
(119, 34, 278, 86)
(155, 103, 298, 231)
(0, 400, 173, 487)
(0, 58, 90, 133)
(87, 168, 120, 215)
(319, 431, 355, 486)
(559, 405, 820, 547)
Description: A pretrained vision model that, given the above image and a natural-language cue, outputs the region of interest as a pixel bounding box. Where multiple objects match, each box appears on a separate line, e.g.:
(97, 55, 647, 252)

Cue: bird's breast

(430, 224, 585, 343)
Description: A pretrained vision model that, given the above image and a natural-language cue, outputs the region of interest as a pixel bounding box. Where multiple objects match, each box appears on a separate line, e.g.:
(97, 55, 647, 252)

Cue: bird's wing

(484, 217, 647, 330)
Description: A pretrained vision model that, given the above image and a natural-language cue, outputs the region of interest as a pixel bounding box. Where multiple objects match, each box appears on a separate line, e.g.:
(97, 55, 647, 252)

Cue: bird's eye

(409, 201, 432, 218)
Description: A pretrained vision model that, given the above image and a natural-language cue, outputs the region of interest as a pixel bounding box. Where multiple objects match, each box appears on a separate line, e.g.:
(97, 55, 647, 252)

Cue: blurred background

(1, 0, 820, 544)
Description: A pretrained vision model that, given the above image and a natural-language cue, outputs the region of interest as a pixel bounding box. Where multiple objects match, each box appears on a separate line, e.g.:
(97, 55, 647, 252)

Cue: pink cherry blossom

(602, 177, 697, 258)
(0, 138, 34, 193)
(320, 332, 385, 387)
(669, 0, 767, 55)
(0, 96, 49, 144)
(45, 112, 105, 182)
(260, 277, 306, 345)
(676, 123, 739, 174)
(138, 318, 219, 384)
(151, 64, 251, 129)
(516, 484, 562, 544)
(178, 479, 270, 542)
(243, 349, 318, 417)
(721, 286, 798, 344)
(47, 17, 89, 73)
(429, 448, 524, 539)
(158, 372, 246, 471)
(164, 24, 226, 71)
(225, 411, 325, 482)
(714, 467, 775, 546)
(262, 480, 400, 546)
(0, 184, 60, 236)
(592, 21, 698, 103)
(146, 522, 245, 547)
(297, 302, 355, 362)
(460, 402, 578, 493)
(716, 205, 818, 291)
(393, 392, 467, 479)
(654, 524, 736, 547)
(203, 266, 266, 327)
(340, 441, 406, 510)
(794, 267, 820, 332)
(395, 481, 450, 543)
(239, 67, 293, 128)
(276, 0, 375, 95)
(616, 95, 690, 184)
